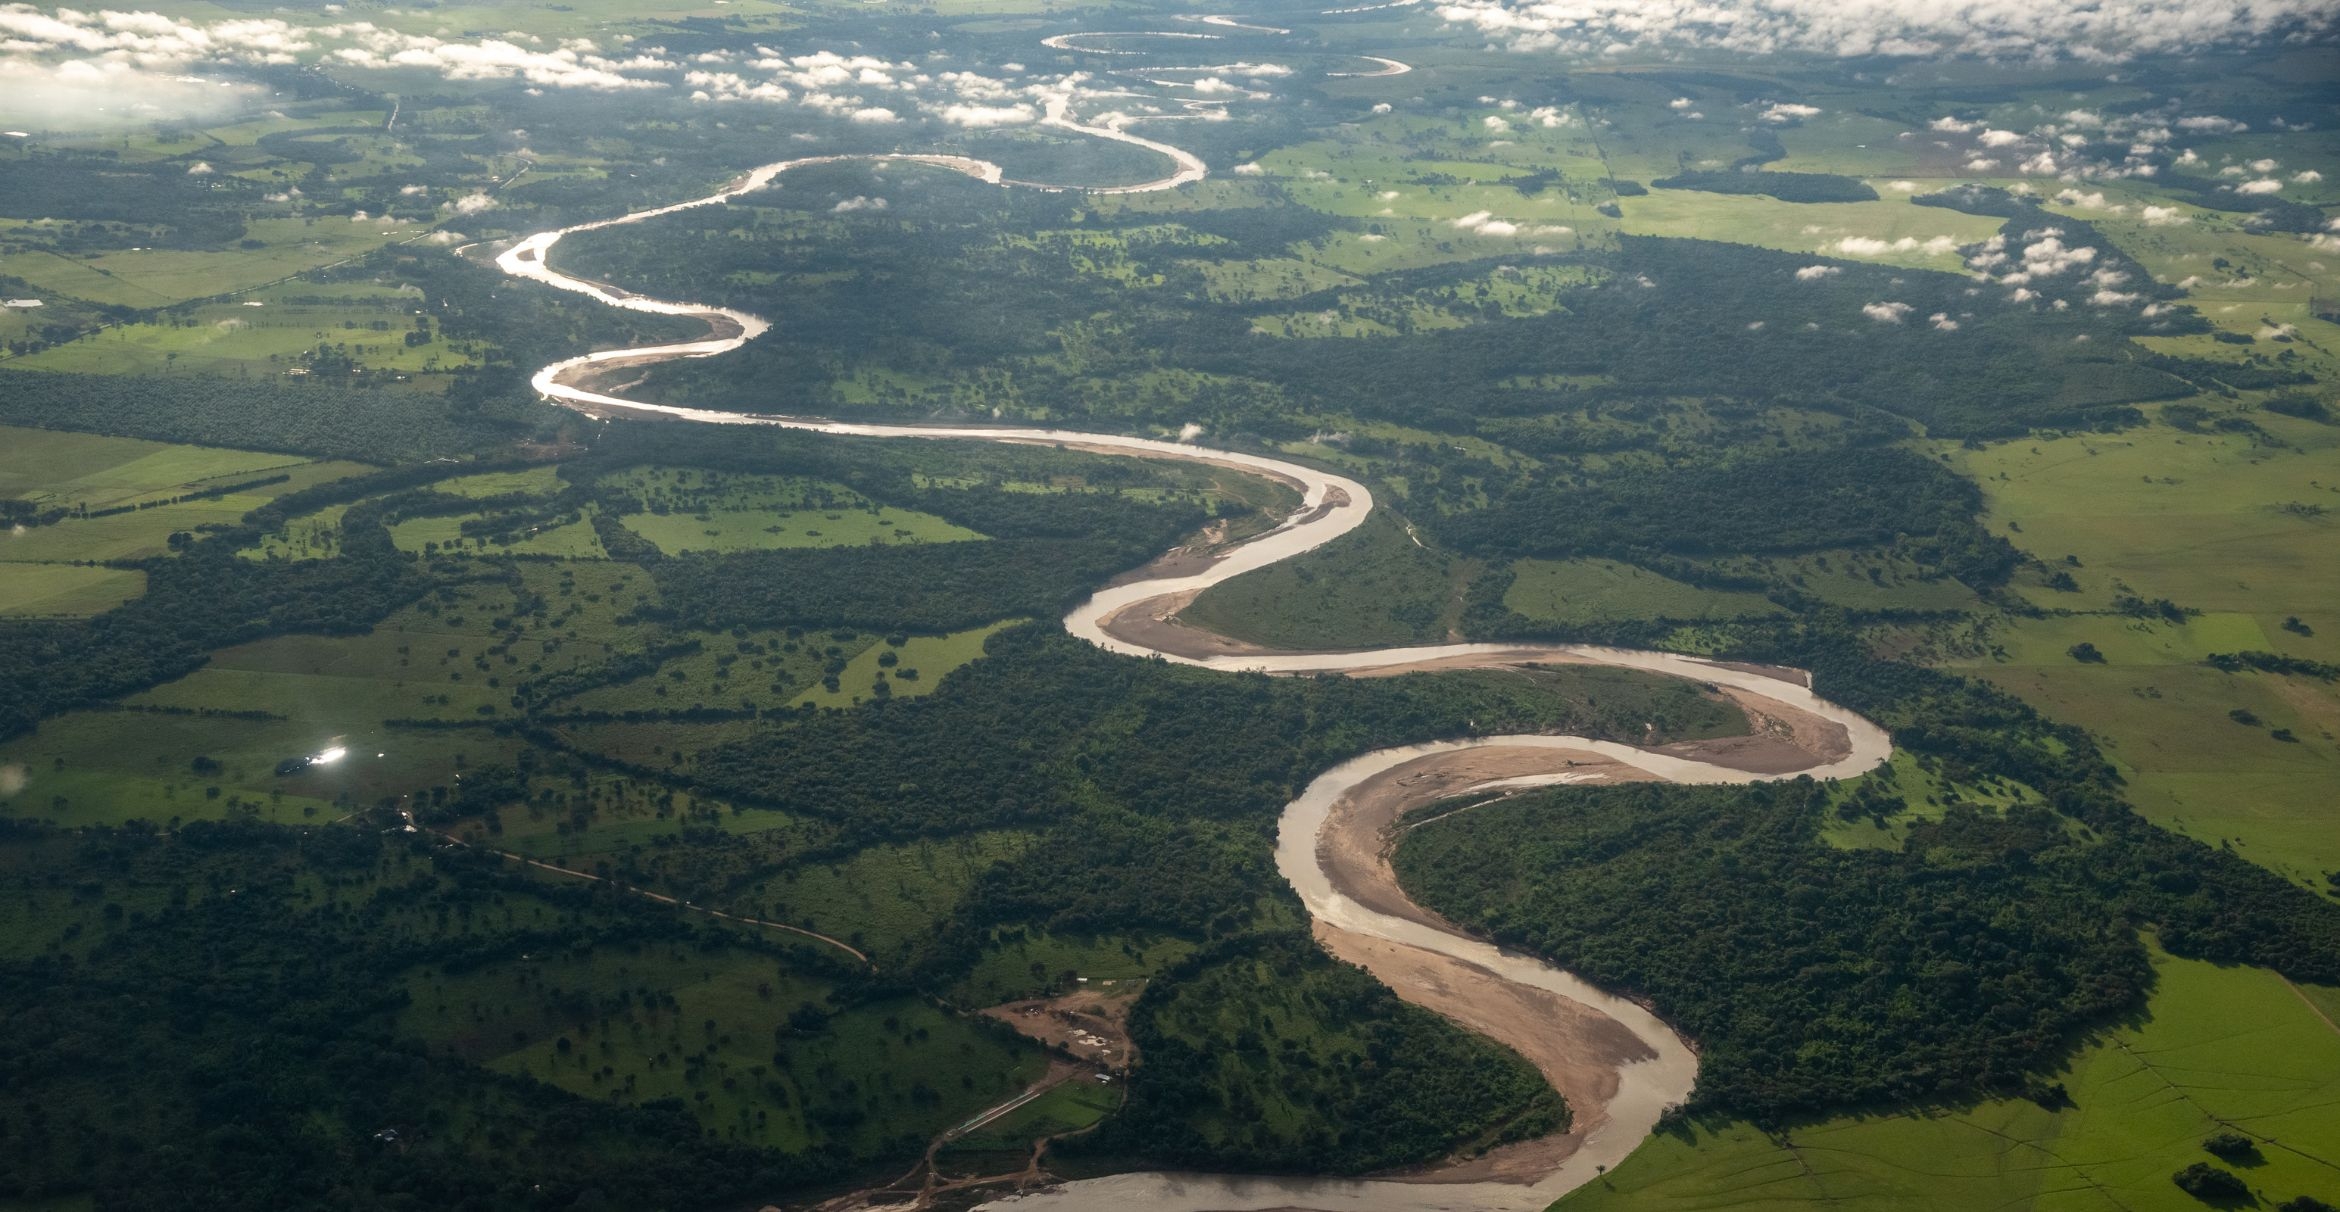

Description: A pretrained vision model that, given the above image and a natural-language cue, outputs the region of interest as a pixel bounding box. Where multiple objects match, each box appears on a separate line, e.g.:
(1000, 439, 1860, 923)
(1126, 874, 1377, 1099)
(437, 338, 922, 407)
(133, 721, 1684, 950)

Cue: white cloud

(2053, 188, 2121, 211)
(1427, 0, 2332, 60)
(1452, 211, 1520, 236)
(1483, 114, 1511, 131)
(1372, 102, 1392, 114)
(1887, 179, 1918, 192)
(1760, 102, 1820, 123)
(2295, 170, 2325, 183)
(1929, 312, 1960, 330)
(1232, 162, 1266, 176)
(2020, 235, 2097, 275)
(831, 195, 887, 212)
(2139, 205, 2188, 226)
(1978, 128, 2024, 147)
(2235, 178, 2284, 195)
(0, 57, 262, 129)
(447, 192, 498, 215)
(186, 160, 213, 175)
(1835, 235, 1959, 257)
(848, 107, 899, 124)
(1669, 96, 1693, 109)
(1795, 265, 1841, 280)
(938, 102, 1034, 127)
(1863, 301, 1913, 323)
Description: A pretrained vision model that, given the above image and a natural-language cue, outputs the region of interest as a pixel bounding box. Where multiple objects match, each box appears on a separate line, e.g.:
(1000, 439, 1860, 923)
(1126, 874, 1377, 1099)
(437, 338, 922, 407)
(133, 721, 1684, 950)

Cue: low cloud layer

(1430, 0, 2337, 61)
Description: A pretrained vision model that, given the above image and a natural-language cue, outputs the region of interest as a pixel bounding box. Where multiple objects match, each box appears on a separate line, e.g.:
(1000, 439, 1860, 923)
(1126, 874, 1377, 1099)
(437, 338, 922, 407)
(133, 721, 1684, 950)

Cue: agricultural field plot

(0, 564, 660, 828)
(394, 938, 1046, 1158)
(606, 466, 986, 554)
(1558, 946, 2340, 1212)
(0, 217, 433, 310)
(390, 510, 609, 559)
(1613, 190, 2000, 270)
(1504, 557, 1783, 626)
(727, 830, 1035, 962)
(10, 279, 475, 379)
(943, 1076, 1120, 1156)
(0, 422, 369, 566)
(1689, 547, 1979, 613)
(548, 626, 851, 716)
(0, 564, 145, 617)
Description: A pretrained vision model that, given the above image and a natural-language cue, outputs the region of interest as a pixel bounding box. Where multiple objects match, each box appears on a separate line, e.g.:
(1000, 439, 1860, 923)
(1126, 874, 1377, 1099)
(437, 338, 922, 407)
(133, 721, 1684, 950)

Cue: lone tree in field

(2068, 642, 2106, 663)
(2202, 1131, 2256, 1160)
(2173, 1162, 2248, 1202)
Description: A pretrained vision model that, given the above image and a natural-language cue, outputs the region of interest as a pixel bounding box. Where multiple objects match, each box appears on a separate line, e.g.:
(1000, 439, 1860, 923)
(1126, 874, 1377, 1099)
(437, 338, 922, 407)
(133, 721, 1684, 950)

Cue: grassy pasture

(1691, 547, 1979, 613)
(0, 422, 368, 565)
(1504, 557, 1782, 626)
(391, 510, 609, 559)
(0, 217, 430, 309)
(730, 830, 1034, 961)
(238, 501, 350, 561)
(791, 620, 1021, 709)
(1946, 417, 2338, 891)
(0, 565, 666, 827)
(957, 931, 1197, 1007)
(945, 1076, 1120, 1155)
(0, 563, 145, 616)
(1816, 750, 2048, 851)
(13, 282, 472, 378)
(1184, 509, 1470, 648)
(396, 939, 1046, 1157)
(551, 627, 849, 716)
(1614, 191, 1998, 270)
(1559, 946, 2340, 1212)
(607, 466, 985, 554)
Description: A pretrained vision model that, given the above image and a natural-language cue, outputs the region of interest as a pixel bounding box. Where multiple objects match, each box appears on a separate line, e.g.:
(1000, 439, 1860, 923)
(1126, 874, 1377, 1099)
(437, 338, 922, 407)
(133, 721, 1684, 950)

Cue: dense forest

(0, 824, 840, 1211)
(1071, 932, 1566, 1172)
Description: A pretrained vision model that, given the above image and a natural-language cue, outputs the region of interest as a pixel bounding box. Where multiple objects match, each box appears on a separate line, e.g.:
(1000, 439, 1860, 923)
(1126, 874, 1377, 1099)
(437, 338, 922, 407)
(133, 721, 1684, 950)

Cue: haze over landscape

(0, 0, 2336, 1209)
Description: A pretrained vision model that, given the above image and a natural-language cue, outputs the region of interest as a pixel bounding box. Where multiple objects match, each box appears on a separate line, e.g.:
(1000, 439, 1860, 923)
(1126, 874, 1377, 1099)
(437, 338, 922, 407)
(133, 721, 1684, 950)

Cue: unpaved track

(498, 77, 1892, 1211)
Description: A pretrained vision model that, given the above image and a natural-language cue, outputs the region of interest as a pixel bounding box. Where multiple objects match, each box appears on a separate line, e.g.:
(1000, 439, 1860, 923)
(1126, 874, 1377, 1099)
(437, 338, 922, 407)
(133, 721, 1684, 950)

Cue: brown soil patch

(980, 984, 1142, 1073)
(1660, 687, 1851, 774)
(1706, 659, 1811, 688)
(1316, 923, 1654, 1185)
(1097, 590, 1279, 659)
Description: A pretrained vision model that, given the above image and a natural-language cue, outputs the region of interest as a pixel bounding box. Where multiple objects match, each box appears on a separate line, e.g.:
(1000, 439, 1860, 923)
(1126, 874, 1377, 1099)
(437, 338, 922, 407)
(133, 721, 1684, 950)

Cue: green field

(0, 564, 146, 616)
(946, 1076, 1121, 1155)
(397, 939, 1046, 1156)
(1185, 510, 1470, 648)
(12, 281, 476, 378)
(588, 466, 993, 555)
(790, 620, 1023, 709)
(1562, 946, 2340, 1212)
(1946, 417, 2340, 893)
(1505, 557, 1782, 625)
(0, 422, 369, 578)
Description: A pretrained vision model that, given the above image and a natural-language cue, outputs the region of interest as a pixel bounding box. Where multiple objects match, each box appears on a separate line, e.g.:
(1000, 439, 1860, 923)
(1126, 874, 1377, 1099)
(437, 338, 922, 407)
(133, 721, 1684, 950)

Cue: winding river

(494, 78, 1890, 1212)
